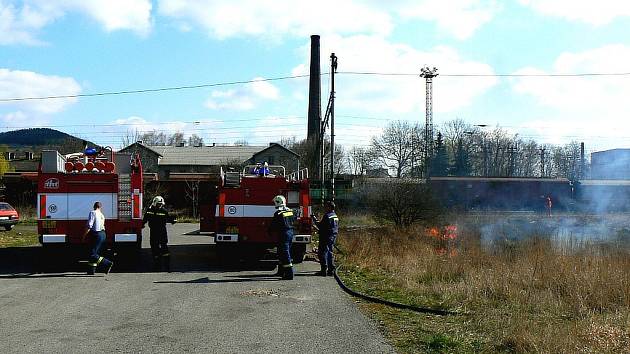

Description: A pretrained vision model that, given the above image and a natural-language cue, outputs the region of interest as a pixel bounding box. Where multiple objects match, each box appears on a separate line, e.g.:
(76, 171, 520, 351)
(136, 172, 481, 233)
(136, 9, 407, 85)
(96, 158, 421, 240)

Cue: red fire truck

(37, 149, 144, 253)
(201, 165, 312, 262)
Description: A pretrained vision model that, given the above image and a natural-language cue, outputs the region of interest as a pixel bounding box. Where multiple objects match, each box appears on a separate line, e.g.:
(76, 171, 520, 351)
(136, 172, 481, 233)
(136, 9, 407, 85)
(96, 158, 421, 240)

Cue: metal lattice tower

(420, 66, 438, 177)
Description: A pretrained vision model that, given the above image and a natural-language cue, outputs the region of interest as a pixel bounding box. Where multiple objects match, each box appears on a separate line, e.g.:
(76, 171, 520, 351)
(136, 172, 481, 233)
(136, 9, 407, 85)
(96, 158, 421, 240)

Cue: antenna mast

(420, 66, 438, 178)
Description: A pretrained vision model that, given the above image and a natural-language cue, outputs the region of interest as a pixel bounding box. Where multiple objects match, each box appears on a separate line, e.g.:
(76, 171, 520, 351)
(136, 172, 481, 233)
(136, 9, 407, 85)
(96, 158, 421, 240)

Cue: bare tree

(346, 146, 372, 176)
(371, 121, 416, 178)
(188, 134, 204, 147)
(168, 131, 185, 146)
(358, 179, 441, 227)
(140, 130, 168, 146)
(322, 141, 347, 177)
(233, 139, 249, 146)
(290, 138, 320, 178)
(121, 129, 142, 149)
(441, 118, 473, 158)
(184, 179, 200, 218)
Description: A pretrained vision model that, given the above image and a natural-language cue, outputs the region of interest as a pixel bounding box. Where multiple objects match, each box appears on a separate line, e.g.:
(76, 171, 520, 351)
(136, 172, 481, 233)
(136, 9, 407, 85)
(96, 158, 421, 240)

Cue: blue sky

(1, 0, 630, 152)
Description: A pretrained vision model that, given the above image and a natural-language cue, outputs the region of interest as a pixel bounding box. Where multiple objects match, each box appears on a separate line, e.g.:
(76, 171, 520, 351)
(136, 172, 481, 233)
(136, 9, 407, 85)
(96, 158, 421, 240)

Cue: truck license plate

(41, 220, 56, 228)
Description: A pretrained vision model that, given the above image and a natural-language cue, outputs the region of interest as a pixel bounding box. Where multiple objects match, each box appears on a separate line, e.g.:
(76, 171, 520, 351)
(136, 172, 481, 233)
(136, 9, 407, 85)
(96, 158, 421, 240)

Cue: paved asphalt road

(0, 223, 394, 353)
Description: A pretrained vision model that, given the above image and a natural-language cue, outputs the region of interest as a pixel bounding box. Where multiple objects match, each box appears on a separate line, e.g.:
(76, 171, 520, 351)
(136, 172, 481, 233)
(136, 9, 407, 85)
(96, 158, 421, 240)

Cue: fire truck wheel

(291, 244, 306, 264)
(4, 224, 14, 231)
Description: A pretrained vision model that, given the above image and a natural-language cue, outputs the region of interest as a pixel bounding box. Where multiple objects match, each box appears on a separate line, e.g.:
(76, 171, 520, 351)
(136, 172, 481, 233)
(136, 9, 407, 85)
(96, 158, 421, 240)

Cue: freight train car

(429, 177, 574, 211)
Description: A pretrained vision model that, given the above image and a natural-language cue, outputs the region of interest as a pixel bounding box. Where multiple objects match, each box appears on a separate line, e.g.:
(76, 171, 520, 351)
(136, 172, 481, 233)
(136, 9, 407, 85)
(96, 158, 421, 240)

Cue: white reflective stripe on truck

(114, 233, 137, 242)
(37, 193, 117, 220)
(42, 234, 66, 243)
(215, 205, 277, 218)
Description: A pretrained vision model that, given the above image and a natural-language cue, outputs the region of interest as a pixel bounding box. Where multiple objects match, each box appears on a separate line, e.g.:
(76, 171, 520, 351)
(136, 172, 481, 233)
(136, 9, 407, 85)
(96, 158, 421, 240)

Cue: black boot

(282, 266, 294, 280)
(163, 255, 171, 272)
(316, 265, 327, 276)
(152, 256, 161, 272)
(327, 265, 335, 276)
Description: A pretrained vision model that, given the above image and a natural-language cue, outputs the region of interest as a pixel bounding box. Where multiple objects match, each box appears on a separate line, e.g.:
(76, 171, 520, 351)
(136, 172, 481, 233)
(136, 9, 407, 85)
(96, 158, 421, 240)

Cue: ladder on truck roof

(118, 174, 132, 221)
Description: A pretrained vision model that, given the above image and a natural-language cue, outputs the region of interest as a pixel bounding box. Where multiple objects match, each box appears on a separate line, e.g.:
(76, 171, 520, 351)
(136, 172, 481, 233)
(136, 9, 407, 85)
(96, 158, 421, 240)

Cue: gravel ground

(0, 223, 394, 353)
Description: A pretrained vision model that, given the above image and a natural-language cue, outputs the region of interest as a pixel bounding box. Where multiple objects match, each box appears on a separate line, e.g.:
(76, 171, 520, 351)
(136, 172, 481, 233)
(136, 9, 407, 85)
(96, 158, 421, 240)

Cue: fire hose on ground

(325, 244, 462, 316)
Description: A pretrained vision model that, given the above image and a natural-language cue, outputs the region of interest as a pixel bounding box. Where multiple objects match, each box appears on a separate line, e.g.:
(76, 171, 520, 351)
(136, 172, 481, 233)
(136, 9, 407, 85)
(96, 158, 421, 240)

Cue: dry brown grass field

(338, 214, 630, 353)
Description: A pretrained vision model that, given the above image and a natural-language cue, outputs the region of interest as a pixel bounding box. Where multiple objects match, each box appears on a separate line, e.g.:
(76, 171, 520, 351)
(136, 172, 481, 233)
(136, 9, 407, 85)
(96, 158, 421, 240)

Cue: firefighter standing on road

(312, 201, 339, 276)
(268, 195, 295, 280)
(143, 196, 176, 271)
(83, 201, 113, 275)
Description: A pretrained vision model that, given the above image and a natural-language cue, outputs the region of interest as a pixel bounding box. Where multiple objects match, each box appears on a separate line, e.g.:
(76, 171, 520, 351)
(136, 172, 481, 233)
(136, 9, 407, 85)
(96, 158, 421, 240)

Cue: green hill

(0, 128, 97, 153)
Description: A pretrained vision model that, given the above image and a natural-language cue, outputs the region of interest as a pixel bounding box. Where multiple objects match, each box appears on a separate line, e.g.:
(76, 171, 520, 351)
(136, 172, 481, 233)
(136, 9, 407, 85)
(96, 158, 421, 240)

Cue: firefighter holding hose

(143, 196, 176, 271)
(268, 195, 295, 280)
(312, 201, 339, 276)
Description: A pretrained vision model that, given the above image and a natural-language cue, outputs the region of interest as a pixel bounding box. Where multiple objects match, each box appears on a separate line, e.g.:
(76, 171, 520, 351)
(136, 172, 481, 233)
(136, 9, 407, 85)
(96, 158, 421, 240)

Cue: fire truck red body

(202, 165, 312, 262)
(37, 149, 143, 251)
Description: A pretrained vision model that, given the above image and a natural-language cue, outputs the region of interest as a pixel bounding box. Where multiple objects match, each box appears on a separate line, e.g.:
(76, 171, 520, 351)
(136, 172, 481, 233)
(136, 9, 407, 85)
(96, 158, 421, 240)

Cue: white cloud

(0, 1, 57, 45)
(511, 44, 630, 145)
(292, 35, 498, 115)
(158, 0, 392, 39)
(65, 0, 152, 34)
(519, 0, 630, 25)
(205, 78, 280, 111)
(395, 0, 500, 40)
(0, 0, 152, 45)
(0, 68, 81, 113)
(112, 116, 201, 135)
(251, 116, 303, 141)
(0, 110, 56, 131)
(158, 0, 497, 40)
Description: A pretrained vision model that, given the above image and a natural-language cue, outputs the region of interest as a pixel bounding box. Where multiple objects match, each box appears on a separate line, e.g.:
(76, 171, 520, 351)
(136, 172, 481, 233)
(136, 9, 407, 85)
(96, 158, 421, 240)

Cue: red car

(0, 202, 20, 231)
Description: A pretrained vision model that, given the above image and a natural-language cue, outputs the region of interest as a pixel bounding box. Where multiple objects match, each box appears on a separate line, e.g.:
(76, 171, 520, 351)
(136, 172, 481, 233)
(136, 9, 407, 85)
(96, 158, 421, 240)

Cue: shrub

(357, 178, 442, 227)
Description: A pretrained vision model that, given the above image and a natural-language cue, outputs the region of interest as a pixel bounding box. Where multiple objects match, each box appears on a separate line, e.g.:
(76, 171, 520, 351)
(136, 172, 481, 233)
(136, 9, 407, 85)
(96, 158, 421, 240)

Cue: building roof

(579, 179, 630, 186)
(592, 148, 630, 157)
(252, 143, 300, 158)
(150, 145, 267, 166)
(118, 142, 163, 157)
(430, 177, 570, 183)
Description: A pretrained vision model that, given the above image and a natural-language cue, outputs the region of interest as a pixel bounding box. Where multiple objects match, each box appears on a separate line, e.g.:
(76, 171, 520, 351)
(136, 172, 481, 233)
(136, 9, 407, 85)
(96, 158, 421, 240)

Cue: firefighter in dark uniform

(143, 196, 176, 271)
(312, 200, 339, 276)
(268, 195, 295, 280)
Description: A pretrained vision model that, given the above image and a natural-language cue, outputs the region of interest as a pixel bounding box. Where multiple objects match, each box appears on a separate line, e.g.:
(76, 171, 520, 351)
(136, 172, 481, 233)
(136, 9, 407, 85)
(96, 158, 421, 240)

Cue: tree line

(343, 119, 588, 180)
(122, 119, 588, 180)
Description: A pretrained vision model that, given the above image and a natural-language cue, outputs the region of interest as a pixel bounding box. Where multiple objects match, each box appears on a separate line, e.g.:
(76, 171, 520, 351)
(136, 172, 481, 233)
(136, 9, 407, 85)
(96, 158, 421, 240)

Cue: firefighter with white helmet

(143, 195, 176, 271)
(268, 195, 295, 279)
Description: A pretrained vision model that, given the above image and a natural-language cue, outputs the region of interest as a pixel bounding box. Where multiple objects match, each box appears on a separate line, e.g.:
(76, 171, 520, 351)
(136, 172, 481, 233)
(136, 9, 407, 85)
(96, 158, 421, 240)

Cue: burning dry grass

(338, 220, 630, 353)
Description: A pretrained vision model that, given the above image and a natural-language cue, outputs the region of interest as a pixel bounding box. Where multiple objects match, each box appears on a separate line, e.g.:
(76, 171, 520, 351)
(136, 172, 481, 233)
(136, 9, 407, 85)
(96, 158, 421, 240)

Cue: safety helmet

(273, 195, 286, 208)
(152, 196, 165, 207)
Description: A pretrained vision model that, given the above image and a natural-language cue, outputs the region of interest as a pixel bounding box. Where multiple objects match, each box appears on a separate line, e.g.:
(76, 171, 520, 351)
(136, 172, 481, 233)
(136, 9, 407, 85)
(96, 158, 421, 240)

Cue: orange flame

(426, 225, 458, 240)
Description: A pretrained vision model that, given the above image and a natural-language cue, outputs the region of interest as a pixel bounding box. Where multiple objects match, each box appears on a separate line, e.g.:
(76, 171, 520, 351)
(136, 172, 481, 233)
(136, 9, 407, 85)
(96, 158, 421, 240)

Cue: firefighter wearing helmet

(143, 196, 176, 271)
(268, 195, 295, 280)
(312, 200, 339, 276)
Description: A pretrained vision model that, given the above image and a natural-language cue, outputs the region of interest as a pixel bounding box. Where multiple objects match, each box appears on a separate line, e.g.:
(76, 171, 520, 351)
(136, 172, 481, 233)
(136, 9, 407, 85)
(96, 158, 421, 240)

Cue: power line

(0, 116, 307, 130)
(0, 74, 310, 102)
(338, 71, 630, 77)
(3, 70, 630, 102)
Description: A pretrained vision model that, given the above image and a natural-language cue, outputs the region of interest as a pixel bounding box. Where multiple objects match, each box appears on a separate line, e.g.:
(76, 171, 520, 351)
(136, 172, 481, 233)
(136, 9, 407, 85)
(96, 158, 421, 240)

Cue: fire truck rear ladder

(118, 174, 132, 221)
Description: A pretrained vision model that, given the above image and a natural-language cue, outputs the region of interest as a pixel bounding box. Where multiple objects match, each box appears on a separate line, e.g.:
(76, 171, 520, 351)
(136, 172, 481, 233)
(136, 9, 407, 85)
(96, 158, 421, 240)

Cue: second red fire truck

(201, 164, 313, 262)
